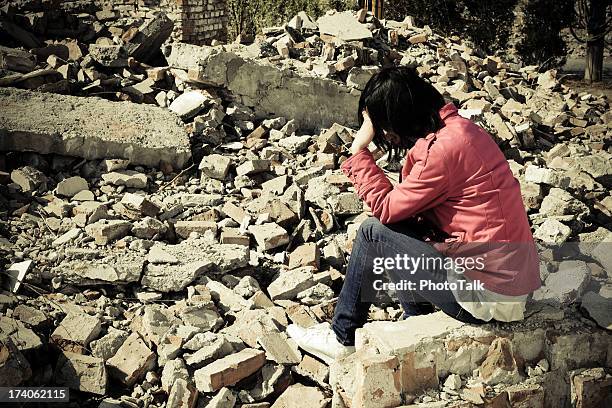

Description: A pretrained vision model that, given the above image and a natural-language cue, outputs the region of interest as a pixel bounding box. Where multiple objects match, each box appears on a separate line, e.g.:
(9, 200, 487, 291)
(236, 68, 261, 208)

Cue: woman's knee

(357, 217, 384, 241)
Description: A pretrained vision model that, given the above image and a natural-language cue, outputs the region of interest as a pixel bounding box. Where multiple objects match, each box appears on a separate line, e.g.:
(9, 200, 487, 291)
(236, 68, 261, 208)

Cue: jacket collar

(439, 102, 459, 121)
(425, 103, 458, 140)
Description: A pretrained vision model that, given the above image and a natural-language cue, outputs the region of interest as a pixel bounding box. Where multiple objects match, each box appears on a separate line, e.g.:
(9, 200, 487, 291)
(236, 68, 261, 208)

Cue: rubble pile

(1, 6, 611, 408)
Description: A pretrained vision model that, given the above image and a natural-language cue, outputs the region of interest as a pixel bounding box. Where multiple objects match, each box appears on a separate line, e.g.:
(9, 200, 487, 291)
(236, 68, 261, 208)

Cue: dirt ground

(559, 56, 612, 99)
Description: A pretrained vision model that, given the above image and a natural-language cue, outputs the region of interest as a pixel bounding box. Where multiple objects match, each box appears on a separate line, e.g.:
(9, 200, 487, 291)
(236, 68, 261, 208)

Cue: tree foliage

(226, 0, 356, 40)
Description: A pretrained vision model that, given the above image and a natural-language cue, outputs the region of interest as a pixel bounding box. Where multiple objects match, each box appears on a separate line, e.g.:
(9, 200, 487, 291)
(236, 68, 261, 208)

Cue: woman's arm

(350, 110, 376, 155)
(342, 137, 450, 225)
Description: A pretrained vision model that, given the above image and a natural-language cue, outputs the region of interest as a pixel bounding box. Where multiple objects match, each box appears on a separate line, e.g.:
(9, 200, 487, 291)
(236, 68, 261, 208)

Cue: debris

(580, 291, 612, 330)
(55, 352, 107, 395)
(0, 338, 32, 386)
(194, 348, 266, 392)
(107, 332, 157, 386)
(56, 176, 88, 197)
(317, 11, 373, 42)
(0, 88, 191, 168)
(51, 313, 102, 353)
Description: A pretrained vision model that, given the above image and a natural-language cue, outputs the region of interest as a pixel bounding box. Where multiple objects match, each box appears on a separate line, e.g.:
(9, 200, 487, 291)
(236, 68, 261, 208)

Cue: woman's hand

(350, 110, 375, 155)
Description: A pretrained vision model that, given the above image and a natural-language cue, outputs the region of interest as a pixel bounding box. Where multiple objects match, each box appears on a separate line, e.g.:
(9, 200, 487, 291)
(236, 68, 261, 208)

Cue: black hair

(358, 66, 446, 162)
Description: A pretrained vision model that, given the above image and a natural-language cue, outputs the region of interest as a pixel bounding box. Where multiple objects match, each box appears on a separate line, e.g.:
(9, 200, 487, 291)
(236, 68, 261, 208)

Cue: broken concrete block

(334, 56, 356, 72)
(141, 305, 181, 347)
(54, 252, 143, 285)
(248, 223, 289, 251)
(0, 45, 37, 73)
(194, 348, 266, 393)
(581, 291, 612, 330)
(297, 283, 334, 305)
(56, 176, 88, 197)
(294, 355, 329, 385)
(328, 192, 363, 215)
(222, 202, 248, 224)
(570, 367, 612, 408)
(91, 328, 129, 360)
(121, 193, 160, 216)
(408, 33, 428, 44)
(0, 317, 42, 352)
(355, 312, 465, 394)
(540, 188, 589, 216)
(51, 313, 101, 353)
(533, 218, 572, 244)
(13, 305, 50, 330)
(107, 332, 156, 386)
(239, 362, 289, 402)
(178, 304, 223, 331)
(346, 66, 379, 90)
(524, 165, 570, 188)
(232, 276, 260, 299)
(200, 154, 232, 180)
(73, 189, 94, 201)
(236, 160, 270, 176)
(289, 243, 320, 269)
(0, 338, 32, 386)
(220, 228, 250, 246)
(222, 309, 284, 348)
(520, 181, 542, 210)
(257, 332, 301, 365)
(271, 383, 329, 408)
(317, 11, 373, 41)
(85, 219, 132, 245)
(167, 378, 198, 408)
(89, 44, 128, 67)
(250, 291, 275, 309)
(102, 170, 147, 188)
(267, 267, 315, 300)
(161, 358, 189, 392)
(205, 279, 252, 313)
(262, 175, 289, 196)
(443, 373, 462, 391)
(205, 387, 236, 408)
(10, 166, 47, 192)
(132, 217, 168, 239)
(184, 333, 235, 367)
(169, 90, 210, 119)
(278, 135, 311, 153)
(479, 338, 523, 385)
(55, 351, 107, 395)
(143, 260, 212, 293)
(174, 221, 218, 239)
(0, 88, 191, 168)
(123, 12, 173, 63)
(350, 353, 402, 407)
(533, 260, 590, 305)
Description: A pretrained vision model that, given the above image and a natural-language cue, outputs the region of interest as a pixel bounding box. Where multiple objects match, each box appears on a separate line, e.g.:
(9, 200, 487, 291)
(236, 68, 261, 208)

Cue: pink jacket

(341, 103, 541, 296)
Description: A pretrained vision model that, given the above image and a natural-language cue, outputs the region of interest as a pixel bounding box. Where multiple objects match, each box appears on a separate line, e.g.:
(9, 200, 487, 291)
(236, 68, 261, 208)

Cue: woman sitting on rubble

(288, 66, 541, 364)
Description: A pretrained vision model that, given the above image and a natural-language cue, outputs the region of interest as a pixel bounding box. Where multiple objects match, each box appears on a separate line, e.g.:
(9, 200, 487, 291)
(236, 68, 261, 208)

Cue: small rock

(102, 170, 147, 188)
(107, 332, 156, 386)
(11, 166, 47, 192)
(194, 348, 266, 393)
(56, 176, 89, 197)
(55, 352, 107, 395)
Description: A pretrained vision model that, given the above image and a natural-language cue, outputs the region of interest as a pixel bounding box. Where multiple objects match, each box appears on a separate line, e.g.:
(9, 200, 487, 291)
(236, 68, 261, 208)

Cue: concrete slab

(0, 87, 191, 168)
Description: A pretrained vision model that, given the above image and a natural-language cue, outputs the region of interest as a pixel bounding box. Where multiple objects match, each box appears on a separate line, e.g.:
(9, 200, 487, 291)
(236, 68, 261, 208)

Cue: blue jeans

(331, 217, 487, 346)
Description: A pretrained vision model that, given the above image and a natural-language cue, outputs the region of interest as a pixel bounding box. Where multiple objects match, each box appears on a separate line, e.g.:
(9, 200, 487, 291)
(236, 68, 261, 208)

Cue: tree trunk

(584, 0, 607, 83)
(585, 37, 604, 82)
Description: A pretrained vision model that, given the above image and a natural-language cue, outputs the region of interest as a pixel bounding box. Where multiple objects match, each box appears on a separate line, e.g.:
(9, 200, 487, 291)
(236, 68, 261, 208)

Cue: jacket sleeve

(340, 144, 449, 224)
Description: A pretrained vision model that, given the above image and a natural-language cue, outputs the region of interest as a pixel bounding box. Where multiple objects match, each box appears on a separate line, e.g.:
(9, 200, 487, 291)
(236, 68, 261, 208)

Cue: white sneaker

(286, 322, 355, 365)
